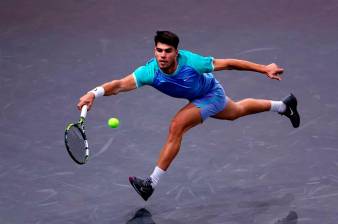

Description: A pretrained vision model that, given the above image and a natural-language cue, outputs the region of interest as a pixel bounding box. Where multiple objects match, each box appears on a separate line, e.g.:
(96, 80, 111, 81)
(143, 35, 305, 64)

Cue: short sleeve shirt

(133, 50, 215, 100)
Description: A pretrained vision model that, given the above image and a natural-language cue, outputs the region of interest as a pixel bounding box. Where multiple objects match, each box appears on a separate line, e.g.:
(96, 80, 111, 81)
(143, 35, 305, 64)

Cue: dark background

(1, 0, 338, 223)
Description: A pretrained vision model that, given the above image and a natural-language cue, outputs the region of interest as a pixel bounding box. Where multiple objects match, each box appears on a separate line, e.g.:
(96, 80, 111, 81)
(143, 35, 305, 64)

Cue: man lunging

(77, 31, 300, 201)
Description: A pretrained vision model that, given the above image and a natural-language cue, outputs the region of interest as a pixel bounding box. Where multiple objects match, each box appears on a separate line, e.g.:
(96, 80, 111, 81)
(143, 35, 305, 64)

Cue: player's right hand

(77, 92, 95, 111)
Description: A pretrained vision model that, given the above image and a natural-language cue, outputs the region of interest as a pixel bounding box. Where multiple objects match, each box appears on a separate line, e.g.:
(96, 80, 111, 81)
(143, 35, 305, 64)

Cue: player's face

(154, 42, 178, 72)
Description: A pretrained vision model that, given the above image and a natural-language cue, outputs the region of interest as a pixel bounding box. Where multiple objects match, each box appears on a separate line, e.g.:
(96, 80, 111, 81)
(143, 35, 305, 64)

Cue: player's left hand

(265, 63, 284, 80)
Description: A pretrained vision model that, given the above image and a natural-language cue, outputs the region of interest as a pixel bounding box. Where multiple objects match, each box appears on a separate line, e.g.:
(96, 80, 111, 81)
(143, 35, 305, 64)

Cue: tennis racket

(64, 105, 89, 164)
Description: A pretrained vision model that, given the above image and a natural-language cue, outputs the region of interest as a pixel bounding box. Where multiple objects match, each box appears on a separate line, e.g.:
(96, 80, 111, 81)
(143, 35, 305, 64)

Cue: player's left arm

(213, 58, 284, 80)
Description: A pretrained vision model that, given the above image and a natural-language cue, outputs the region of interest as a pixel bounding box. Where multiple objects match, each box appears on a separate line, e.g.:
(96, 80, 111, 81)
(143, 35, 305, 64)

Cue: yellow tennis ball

(107, 117, 119, 128)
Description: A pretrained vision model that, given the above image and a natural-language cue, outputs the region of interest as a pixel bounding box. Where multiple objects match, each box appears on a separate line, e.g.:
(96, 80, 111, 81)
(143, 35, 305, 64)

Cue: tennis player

(77, 31, 300, 201)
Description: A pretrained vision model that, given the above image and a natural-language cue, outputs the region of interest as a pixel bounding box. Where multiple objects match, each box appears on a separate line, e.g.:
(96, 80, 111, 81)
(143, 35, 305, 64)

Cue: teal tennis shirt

(133, 50, 216, 100)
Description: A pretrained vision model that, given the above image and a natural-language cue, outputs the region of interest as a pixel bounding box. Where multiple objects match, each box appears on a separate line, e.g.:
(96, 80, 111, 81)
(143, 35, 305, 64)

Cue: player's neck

(162, 59, 178, 74)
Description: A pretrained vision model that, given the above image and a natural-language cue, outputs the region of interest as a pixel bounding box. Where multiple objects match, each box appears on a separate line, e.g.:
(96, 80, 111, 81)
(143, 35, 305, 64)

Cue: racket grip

(81, 105, 88, 119)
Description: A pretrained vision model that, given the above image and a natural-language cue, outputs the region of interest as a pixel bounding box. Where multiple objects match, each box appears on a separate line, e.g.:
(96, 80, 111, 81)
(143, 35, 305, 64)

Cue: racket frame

(64, 106, 89, 165)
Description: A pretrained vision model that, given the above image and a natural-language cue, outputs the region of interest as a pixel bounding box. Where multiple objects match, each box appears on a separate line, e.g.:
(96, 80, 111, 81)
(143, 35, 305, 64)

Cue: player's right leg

(129, 103, 202, 201)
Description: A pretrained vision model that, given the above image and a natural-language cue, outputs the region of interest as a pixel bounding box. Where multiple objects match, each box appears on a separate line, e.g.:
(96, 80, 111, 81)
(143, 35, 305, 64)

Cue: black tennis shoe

(129, 176, 154, 201)
(279, 93, 300, 128)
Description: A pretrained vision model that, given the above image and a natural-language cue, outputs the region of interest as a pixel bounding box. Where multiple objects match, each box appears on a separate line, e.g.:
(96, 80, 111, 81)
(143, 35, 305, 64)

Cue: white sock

(270, 101, 286, 113)
(150, 166, 165, 187)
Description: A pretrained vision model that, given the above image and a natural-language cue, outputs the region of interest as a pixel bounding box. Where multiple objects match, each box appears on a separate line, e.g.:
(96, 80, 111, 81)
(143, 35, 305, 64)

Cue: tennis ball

(107, 117, 119, 128)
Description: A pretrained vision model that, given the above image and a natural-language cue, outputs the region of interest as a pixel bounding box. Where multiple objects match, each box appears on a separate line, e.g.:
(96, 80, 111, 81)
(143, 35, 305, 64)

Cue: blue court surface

(1, 0, 338, 223)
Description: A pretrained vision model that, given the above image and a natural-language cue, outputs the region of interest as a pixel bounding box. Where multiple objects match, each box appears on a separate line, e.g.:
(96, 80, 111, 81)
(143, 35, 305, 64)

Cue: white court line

(236, 47, 279, 56)
(91, 136, 115, 159)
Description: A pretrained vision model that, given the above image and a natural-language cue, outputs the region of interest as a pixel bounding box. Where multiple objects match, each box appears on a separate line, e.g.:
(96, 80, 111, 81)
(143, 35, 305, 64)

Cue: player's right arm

(102, 73, 137, 95)
(77, 73, 136, 111)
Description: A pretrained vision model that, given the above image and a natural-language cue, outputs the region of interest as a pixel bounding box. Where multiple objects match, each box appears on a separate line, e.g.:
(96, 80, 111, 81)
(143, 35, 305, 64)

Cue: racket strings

(66, 126, 86, 162)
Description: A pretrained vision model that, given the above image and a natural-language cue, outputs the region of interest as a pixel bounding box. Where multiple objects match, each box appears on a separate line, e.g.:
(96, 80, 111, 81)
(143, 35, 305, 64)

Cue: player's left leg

(212, 97, 271, 120)
(213, 94, 300, 128)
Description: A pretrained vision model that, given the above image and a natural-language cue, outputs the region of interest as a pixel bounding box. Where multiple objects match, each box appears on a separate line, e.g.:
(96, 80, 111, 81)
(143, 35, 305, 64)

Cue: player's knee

(168, 119, 185, 137)
(228, 103, 245, 121)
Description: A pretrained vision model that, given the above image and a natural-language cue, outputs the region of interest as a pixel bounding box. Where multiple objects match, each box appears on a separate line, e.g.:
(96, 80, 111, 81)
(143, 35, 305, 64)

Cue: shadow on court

(125, 208, 298, 224)
(126, 208, 156, 224)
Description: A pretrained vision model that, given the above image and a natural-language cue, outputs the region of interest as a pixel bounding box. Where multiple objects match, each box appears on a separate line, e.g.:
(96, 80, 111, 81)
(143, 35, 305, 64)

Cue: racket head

(64, 122, 89, 165)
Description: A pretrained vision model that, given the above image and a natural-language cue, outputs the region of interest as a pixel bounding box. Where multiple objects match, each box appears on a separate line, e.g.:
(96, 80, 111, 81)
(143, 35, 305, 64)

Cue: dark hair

(154, 31, 179, 49)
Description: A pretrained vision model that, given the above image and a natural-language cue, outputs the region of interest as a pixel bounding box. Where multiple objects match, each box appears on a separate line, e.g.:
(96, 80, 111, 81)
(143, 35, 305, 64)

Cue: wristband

(88, 86, 105, 98)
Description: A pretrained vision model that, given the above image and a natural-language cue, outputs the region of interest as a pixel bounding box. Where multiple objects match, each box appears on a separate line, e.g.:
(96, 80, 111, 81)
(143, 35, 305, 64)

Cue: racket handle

(81, 105, 88, 119)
